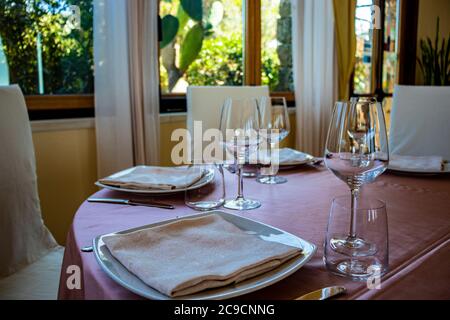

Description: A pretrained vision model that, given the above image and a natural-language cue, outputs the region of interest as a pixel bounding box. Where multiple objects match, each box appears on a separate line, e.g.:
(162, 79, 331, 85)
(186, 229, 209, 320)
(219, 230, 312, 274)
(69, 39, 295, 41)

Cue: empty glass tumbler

(185, 163, 226, 211)
(324, 196, 389, 280)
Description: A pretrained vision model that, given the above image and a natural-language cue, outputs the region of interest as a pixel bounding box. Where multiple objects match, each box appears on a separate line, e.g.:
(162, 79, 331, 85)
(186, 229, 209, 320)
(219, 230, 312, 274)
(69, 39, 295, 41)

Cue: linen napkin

(389, 155, 444, 172)
(254, 148, 312, 165)
(99, 166, 204, 190)
(102, 214, 302, 297)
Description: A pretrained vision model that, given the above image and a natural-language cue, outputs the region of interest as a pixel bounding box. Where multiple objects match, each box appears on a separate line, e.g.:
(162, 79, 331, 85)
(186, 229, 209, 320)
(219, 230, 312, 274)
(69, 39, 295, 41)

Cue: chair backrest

(389, 85, 450, 160)
(186, 86, 270, 134)
(0, 85, 57, 278)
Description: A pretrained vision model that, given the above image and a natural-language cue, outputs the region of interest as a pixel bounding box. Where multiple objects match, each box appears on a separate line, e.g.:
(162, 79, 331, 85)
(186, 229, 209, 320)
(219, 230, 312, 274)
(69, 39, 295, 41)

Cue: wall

(415, 0, 450, 84)
(32, 122, 98, 245)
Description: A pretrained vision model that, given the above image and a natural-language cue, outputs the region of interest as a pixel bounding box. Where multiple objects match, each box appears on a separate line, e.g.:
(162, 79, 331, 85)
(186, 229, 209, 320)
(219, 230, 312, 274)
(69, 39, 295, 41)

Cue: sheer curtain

(292, 0, 337, 157)
(94, 0, 160, 178)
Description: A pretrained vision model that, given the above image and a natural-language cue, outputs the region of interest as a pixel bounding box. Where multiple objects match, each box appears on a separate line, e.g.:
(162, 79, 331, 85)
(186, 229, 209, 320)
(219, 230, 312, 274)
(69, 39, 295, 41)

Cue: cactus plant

(179, 23, 204, 72)
(160, 15, 179, 49)
(160, 0, 224, 91)
(181, 0, 203, 22)
(417, 18, 450, 86)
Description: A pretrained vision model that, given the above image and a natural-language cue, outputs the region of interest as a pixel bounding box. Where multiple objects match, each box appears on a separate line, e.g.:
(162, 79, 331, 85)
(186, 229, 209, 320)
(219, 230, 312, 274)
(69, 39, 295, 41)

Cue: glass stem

(237, 164, 244, 200)
(349, 188, 360, 239)
(269, 141, 276, 178)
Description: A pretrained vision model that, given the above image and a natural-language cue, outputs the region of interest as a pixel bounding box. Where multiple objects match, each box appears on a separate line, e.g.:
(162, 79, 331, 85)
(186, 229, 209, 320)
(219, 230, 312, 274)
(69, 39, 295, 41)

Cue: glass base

(224, 198, 261, 211)
(186, 200, 225, 211)
(326, 259, 386, 280)
(330, 235, 378, 257)
(257, 175, 287, 185)
(243, 172, 257, 178)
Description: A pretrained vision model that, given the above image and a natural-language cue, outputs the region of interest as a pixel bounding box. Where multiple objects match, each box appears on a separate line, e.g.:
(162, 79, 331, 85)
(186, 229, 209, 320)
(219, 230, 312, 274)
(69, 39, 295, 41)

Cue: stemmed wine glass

(324, 98, 389, 265)
(220, 98, 262, 210)
(257, 97, 291, 184)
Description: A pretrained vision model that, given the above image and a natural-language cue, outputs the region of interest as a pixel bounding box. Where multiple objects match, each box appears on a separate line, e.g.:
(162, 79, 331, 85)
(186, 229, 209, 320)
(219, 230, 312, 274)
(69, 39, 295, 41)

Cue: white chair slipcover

(0, 85, 62, 299)
(186, 86, 270, 133)
(389, 85, 450, 160)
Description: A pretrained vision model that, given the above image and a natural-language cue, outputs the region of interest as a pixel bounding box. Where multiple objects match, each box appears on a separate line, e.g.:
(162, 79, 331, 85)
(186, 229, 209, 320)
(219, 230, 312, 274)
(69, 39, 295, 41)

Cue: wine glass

(324, 98, 389, 271)
(220, 98, 262, 210)
(257, 97, 291, 184)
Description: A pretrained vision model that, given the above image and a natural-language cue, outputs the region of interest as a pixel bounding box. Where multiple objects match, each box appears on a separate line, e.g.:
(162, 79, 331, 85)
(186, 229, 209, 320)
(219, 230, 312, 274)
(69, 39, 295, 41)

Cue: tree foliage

(0, 0, 93, 94)
(160, 0, 283, 93)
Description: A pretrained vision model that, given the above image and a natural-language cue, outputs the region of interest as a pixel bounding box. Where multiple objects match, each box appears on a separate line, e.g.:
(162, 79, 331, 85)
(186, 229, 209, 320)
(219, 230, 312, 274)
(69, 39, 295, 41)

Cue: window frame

(0, 3, 95, 119)
(25, 94, 94, 110)
(8, 1, 417, 117)
(352, 0, 391, 102)
(25, 95, 95, 121)
(351, 0, 418, 103)
(159, 0, 295, 113)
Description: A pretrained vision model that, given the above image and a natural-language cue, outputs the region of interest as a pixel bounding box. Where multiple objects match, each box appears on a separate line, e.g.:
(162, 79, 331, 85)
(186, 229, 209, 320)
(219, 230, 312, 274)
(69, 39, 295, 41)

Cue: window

(353, 0, 399, 129)
(160, 0, 243, 94)
(159, 0, 294, 112)
(0, 0, 94, 118)
(261, 0, 293, 92)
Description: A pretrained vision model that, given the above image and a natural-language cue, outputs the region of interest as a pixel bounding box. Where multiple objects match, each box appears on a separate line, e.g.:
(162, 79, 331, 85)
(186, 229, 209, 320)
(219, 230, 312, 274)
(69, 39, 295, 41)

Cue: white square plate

(95, 166, 215, 195)
(93, 211, 316, 300)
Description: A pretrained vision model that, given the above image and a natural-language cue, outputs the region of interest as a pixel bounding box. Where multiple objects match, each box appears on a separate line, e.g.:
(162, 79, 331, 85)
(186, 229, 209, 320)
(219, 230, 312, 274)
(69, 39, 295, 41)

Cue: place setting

(83, 96, 399, 300)
(93, 211, 317, 300)
(95, 165, 216, 195)
(85, 96, 316, 300)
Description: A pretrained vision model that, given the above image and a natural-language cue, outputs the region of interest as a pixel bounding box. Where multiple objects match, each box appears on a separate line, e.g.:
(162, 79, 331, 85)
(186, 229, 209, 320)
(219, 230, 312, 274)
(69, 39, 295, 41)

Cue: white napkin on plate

(102, 214, 301, 297)
(252, 148, 313, 165)
(278, 148, 313, 165)
(99, 166, 204, 190)
(389, 155, 444, 172)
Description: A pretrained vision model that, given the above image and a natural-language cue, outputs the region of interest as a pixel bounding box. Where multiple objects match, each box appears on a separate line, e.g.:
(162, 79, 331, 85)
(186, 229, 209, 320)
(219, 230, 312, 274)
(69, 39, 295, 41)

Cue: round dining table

(58, 166, 450, 300)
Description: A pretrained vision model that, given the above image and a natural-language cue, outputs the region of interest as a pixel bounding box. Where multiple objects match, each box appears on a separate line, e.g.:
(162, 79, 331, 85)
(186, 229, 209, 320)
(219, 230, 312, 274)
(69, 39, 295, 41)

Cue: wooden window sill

(25, 95, 94, 111)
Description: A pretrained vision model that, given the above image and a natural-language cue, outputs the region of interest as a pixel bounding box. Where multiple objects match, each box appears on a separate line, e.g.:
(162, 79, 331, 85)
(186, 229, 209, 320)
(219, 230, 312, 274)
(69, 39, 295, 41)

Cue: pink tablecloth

(58, 167, 450, 300)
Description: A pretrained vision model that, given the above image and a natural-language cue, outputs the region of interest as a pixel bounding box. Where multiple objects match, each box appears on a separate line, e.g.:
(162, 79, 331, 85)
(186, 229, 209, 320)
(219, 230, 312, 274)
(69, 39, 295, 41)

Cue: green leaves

(160, 15, 179, 48)
(176, 3, 189, 32)
(181, 0, 203, 22)
(417, 18, 450, 86)
(161, 0, 227, 90)
(179, 23, 204, 72)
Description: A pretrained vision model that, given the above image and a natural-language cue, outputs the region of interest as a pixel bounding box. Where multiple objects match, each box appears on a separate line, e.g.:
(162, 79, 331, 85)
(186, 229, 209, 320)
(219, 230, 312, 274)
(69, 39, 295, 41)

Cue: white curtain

(94, 0, 160, 178)
(292, 0, 337, 157)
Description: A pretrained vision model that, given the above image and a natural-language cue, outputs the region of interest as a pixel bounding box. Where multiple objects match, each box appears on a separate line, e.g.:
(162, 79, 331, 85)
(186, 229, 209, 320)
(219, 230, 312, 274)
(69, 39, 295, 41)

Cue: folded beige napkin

(253, 148, 312, 165)
(98, 166, 204, 190)
(389, 155, 444, 172)
(102, 214, 302, 297)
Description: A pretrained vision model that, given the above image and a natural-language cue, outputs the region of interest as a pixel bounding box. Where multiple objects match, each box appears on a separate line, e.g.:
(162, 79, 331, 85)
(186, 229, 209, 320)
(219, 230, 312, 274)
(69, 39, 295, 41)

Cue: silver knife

(296, 286, 346, 300)
(88, 198, 175, 210)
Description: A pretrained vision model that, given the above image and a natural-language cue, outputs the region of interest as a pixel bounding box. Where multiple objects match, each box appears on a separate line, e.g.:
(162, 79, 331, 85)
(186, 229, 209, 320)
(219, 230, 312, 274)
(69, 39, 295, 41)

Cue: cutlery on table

(88, 198, 175, 210)
(82, 198, 175, 252)
(296, 286, 346, 300)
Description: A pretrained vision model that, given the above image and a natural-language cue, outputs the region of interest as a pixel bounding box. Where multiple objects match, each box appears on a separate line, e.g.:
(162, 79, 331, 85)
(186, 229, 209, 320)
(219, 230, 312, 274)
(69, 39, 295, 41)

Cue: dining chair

(186, 86, 270, 164)
(389, 85, 450, 160)
(0, 85, 64, 300)
(186, 86, 270, 134)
